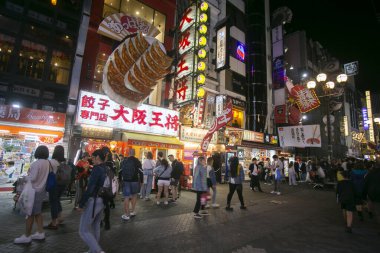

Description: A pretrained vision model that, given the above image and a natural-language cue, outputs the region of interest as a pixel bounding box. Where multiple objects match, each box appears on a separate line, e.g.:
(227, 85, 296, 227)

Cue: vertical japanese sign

(175, 1, 210, 108)
(365, 91, 375, 142)
(216, 26, 226, 69)
(76, 90, 179, 137)
(362, 107, 369, 130)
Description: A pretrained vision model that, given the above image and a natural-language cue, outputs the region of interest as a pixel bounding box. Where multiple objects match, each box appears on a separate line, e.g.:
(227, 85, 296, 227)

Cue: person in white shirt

(271, 155, 283, 195)
(140, 152, 156, 200)
(14, 145, 50, 244)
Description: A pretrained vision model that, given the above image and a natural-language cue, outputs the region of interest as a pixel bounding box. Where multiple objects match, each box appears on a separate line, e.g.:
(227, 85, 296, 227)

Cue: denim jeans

(49, 184, 66, 219)
(140, 174, 153, 198)
(79, 197, 104, 253)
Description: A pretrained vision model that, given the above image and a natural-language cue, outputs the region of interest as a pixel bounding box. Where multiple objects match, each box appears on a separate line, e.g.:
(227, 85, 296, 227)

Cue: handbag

(46, 161, 56, 192)
(16, 178, 35, 216)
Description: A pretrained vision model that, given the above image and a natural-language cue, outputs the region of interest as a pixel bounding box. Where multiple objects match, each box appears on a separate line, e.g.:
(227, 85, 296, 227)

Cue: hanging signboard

(344, 61, 359, 76)
(278, 125, 321, 148)
(216, 26, 227, 69)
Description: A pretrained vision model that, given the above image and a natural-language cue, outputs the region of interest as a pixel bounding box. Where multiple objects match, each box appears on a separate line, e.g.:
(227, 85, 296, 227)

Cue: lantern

(199, 24, 208, 34)
(197, 87, 205, 98)
(199, 13, 208, 23)
(200, 2, 209, 11)
(51, 0, 57, 5)
(197, 61, 206, 71)
(198, 49, 207, 59)
(199, 36, 207, 47)
(197, 74, 206, 84)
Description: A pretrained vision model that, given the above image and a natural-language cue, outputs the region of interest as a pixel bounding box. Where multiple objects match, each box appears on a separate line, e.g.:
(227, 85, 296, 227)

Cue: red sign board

(0, 105, 66, 129)
(291, 85, 321, 113)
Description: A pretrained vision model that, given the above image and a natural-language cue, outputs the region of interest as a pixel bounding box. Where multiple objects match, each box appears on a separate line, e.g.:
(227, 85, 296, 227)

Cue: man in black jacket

(168, 155, 184, 202)
(121, 149, 142, 221)
(363, 161, 380, 234)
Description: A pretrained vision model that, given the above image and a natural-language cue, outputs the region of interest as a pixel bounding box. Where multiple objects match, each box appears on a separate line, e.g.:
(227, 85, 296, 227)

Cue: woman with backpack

(45, 145, 66, 230)
(77, 149, 107, 253)
(153, 158, 172, 205)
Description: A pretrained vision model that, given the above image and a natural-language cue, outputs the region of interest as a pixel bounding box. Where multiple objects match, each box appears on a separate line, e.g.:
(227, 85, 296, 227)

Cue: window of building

(0, 34, 15, 73)
(229, 109, 244, 128)
(104, 0, 166, 43)
(49, 50, 71, 85)
(55, 30, 75, 49)
(93, 51, 109, 83)
(0, 15, 21, 34)
(24, 23, 52, 44)
(18, 40, 47, 80)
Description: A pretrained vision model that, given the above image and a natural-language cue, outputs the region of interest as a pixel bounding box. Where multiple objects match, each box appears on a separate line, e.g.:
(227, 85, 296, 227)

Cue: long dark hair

(229, 156, 239, 177)
(52, 145, 65, 162)
(161, 158, 169, 168)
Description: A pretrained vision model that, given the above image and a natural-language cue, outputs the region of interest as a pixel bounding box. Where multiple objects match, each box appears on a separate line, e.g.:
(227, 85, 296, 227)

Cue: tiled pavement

(0, 182, 379, 253)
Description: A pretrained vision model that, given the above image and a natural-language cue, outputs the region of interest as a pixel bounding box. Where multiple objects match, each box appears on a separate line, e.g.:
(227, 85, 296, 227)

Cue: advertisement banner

(76, 90, 179, 137)
(274, 105, 287, 124)
(201, 100, 233, 151)
(180, 126, 217, 144)
(175, 76, 196, 105)
(226, 128, 243, 146)
(243, 130, 264, 143)
(0, 105, 66, 130)
(278, 125, 321, 147)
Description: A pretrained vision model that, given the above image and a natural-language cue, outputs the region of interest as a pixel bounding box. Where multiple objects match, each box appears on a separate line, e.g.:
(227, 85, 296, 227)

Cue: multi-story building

(0, 0, 82, 177)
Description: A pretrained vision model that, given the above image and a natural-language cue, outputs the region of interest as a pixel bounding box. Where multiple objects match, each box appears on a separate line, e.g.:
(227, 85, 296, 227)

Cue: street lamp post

(307, 72, 347, 162)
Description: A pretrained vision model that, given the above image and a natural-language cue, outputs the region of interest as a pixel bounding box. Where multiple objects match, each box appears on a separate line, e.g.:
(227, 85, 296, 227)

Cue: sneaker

(211, 203, 220, 208)
(164, 201, 168, 205)
(240, 206, 247, 210)
(270, 191, 276, 194)
(139, 196, 143, 199)
(156, 201, 160, 205)
(14, 235, 32, 244)
(345, 227, 352, 233)
(225, 206, 233, 211)
(205, 204, 210, 209)
(276, 192, 281, 195)
(31, 232, 45, 241)
(144, 197, 150, 201)
(121, 214, 130, 221)
(193, 213, 203, 219)
(200, 210, 210, 215)
(130, 212, 136, 217)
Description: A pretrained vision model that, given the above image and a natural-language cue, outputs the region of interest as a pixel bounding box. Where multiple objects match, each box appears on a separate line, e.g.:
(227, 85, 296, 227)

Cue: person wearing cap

(74, 152, 90, 209)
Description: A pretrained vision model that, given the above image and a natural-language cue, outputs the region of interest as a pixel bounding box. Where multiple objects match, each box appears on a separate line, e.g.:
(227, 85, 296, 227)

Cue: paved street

(0, 182, 379, 253)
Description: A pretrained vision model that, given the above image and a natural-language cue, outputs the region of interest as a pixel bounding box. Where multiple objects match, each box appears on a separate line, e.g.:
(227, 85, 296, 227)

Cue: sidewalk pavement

(0, 182, 379, 253)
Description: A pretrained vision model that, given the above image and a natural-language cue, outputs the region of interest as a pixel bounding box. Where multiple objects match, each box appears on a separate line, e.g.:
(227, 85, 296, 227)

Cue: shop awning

(123, 132, 184, 149)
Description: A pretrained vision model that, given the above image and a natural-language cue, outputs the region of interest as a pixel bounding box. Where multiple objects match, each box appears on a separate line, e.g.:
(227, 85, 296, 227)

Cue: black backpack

(56, 162, 72, 186)
(121, 157, 138, 181)
(98, 166, 115, 201)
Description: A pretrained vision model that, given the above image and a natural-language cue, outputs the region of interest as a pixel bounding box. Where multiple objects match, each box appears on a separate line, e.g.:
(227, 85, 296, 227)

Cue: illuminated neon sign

(236, 43, 245, 61)
(362, 107, 369, 130)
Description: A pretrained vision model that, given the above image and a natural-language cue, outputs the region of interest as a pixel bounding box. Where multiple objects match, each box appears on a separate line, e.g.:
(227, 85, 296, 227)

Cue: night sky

(271, 0, 380, 92)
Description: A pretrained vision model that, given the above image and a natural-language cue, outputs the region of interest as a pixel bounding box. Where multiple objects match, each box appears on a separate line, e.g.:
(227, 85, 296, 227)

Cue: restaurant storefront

(74, 90, 182, 162)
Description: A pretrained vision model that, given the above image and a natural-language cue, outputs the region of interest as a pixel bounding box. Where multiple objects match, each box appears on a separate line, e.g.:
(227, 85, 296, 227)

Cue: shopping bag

(16, 179, 35, 216)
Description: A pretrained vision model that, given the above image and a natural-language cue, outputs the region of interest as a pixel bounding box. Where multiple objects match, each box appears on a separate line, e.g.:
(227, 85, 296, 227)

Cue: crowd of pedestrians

(11, 144, 380, 252)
